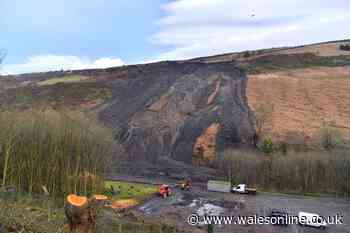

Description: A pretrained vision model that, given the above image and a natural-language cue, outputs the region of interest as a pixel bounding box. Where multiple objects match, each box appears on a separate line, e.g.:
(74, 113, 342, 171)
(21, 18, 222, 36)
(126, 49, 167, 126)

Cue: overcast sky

(1, 0, 349, 74)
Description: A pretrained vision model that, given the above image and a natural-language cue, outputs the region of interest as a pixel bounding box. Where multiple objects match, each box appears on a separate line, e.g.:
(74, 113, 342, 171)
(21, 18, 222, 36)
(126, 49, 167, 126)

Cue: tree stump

(65, 194, 109, 233)
(65, 194, 94, 233)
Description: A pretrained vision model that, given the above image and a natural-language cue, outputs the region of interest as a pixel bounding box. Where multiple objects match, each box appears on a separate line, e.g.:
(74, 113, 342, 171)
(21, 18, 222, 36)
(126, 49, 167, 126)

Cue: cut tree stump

(91, 195, 109, 207)
(65, 194, 108, 233)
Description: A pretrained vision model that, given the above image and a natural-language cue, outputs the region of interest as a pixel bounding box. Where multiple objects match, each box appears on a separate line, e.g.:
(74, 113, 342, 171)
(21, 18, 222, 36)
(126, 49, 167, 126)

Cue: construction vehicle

(231, 184, 257, 195)
(180, 179, 192, 191)
(159, 184, 172, 198)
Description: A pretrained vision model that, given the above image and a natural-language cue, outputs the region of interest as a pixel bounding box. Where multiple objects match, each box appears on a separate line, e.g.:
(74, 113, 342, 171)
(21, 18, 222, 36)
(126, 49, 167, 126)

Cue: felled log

(91, 194, 109, 207)
(65, 194, 109, 233)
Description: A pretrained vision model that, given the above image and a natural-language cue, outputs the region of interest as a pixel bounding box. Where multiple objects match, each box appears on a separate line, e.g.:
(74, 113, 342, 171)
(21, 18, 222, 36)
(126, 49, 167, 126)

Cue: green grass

(37, 75, 92, 86)
(104, 181, 157, 199)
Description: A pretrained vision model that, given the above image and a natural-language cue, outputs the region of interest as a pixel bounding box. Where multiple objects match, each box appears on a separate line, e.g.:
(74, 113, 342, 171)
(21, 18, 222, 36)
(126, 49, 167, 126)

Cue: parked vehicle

(298, 212, 327, 229)
(231, 184, 257, 195)
(207, 180, 231, 193)
(159, 184, 172, 198)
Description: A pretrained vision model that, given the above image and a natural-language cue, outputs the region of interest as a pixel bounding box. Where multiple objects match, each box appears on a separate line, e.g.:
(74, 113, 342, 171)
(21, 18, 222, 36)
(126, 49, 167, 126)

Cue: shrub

(277, 142, 288, 154)
(243, 51, 251, 58)
(317, 121, 345, 150)
(259, 137, 274, 153)
(0, 109, 113, 197)
(340, 44, 350, 51)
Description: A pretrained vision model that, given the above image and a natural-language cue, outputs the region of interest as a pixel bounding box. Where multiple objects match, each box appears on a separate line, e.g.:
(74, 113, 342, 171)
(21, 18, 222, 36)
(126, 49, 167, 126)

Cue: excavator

(159, 184, 172, 198)
(180, 179, 192, 191)
(158, 179, 192, 199)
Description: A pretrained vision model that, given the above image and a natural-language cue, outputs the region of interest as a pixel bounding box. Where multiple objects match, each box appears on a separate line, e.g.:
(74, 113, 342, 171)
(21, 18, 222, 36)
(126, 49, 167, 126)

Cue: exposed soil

(2, 39, 350, 164)
(247, 66, 350, 144)
(277, 41, 350, 57)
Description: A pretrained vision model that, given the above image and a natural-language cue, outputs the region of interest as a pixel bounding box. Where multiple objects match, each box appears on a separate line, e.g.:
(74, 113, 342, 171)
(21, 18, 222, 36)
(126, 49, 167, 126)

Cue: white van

(298, 211, 327, 229)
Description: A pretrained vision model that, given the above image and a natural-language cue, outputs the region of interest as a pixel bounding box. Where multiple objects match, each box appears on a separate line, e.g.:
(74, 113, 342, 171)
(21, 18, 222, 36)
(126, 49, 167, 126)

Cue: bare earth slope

(1, 39, 350, 166)
(247, 66, 350, 144)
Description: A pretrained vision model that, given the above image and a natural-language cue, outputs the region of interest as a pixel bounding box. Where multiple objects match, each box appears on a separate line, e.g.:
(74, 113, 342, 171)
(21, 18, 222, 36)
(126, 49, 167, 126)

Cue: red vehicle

(159, 184, 172, 198)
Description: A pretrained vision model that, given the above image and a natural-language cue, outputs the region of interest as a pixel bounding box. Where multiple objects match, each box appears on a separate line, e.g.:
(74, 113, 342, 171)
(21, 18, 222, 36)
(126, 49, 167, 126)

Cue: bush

(259, 137, 274, 153)
(243, 51, 251, 58)
(0, 109, 113, 197)
(340, 44, 350, 51)
(317, 121, 345, 150)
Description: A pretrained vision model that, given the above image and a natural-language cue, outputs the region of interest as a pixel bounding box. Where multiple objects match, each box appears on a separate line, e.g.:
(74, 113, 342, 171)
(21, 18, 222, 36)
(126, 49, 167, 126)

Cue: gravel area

(133, 181, 350, 233)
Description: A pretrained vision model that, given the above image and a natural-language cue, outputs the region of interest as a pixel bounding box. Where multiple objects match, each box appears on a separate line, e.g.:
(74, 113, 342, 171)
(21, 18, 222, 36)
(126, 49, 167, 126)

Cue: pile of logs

(64, 194, 108, 233)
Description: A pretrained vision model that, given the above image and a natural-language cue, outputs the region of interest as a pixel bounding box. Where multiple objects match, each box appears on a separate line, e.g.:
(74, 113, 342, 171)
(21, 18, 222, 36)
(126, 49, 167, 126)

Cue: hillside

(1, 39, 350, 167)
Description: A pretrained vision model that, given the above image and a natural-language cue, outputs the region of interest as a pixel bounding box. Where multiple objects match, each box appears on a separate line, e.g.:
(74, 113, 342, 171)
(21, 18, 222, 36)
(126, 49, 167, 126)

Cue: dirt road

(111, 175, 350, 233)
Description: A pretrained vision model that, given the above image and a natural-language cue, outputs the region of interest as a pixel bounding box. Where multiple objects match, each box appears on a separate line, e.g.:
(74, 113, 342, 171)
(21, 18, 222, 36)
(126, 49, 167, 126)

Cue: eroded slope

(100, 62, 254, 164)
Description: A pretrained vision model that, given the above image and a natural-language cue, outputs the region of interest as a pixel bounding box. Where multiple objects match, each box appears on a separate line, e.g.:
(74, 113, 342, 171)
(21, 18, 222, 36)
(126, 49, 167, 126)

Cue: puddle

(197, 203, 225, 216)
(188, 198, 226, 216)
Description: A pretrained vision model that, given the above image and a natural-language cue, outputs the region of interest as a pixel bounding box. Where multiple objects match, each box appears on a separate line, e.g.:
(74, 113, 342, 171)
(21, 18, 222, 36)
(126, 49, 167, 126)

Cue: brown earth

(1, 39, 350, 166)
(191, 39, 350, 64)
(277, 41, 350, 57)
(247, 66, 350, 144)
(192, 123, 220, 166)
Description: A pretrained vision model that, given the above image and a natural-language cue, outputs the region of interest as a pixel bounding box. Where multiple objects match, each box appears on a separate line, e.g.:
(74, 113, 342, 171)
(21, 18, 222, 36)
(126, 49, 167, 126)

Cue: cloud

(152, 0, 350, 60)
(2, 55, 124, 75)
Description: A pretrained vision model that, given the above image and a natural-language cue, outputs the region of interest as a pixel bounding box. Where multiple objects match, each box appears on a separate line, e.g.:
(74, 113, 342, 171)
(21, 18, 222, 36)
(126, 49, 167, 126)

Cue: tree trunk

(64, 194, 108, 233)
(65, 195, 94, 233)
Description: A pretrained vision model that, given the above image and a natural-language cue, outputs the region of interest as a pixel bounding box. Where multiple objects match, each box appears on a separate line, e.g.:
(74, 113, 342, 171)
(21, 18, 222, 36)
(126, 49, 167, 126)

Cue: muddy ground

(112, 176, 350, 233)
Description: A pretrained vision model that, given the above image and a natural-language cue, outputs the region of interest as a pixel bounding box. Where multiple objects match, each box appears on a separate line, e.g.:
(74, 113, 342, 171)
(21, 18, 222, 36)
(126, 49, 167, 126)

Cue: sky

(1, 0, 349, 74)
